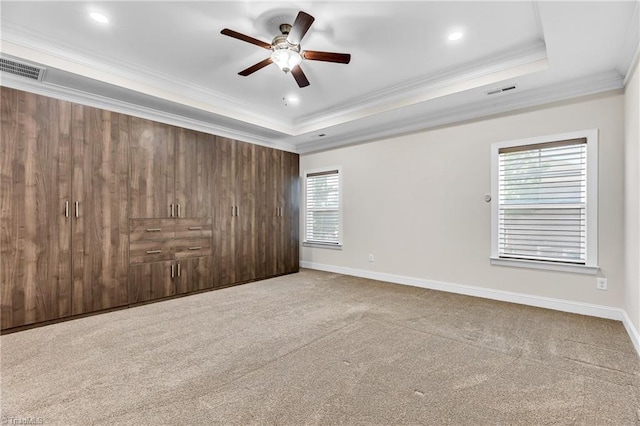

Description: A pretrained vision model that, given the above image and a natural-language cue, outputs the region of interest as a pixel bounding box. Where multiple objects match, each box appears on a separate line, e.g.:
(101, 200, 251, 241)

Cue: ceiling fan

(221, 11, 351, 88)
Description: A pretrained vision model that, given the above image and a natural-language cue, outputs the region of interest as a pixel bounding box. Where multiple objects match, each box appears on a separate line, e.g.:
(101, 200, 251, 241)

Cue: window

(304, 168, 342, 247)
(490, 130, 598, 274)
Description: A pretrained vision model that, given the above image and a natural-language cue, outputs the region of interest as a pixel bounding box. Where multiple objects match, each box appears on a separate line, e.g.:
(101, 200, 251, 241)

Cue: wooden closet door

(175, 129, 214, 219)
(128, 261, 175, 303)
(213, 136, 236, 286)
(254, 145, 269, 279)
(0, 88, 72, 329)
(129, 117, 175, 218)
(284, 152, 300, 274)
(71, 106, 130, 315)
(176, 257, 213, 294)
(234, 141, 256, 282)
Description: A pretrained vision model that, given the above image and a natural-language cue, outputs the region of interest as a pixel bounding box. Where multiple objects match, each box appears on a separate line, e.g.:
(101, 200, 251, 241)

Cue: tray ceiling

(1, 1, 637, 153)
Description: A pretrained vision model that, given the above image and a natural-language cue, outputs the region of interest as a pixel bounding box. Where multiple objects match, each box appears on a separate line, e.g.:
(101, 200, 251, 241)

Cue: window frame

(303, 166, 343, 249)
(490, 129, 599, 274)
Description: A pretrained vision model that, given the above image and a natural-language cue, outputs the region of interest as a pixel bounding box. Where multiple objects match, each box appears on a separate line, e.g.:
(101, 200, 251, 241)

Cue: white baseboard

(621, 310, 640, 357)
(300, 261, 640, 357)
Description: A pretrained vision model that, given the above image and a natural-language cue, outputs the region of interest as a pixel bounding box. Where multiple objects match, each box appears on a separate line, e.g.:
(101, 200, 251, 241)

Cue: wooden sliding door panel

(0, 88, 73, 328)
(129, 117, 175, 218)
(175, 130, 214, 218)
(71, 106, 130, 315)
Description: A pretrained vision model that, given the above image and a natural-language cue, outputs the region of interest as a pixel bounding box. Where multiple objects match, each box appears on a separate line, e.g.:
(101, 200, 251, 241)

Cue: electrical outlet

(596, 277, 607, 290)
(368, 254, 374, 262)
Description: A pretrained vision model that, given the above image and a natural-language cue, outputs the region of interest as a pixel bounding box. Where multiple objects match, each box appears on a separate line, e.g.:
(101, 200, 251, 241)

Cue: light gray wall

(300, 92, 625, 309)
(625, 63, 640, 331)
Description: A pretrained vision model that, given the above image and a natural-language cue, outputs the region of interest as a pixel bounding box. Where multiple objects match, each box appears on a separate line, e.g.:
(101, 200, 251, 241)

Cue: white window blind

(498, 138, 587, 264)
(305, 169, 341, 245)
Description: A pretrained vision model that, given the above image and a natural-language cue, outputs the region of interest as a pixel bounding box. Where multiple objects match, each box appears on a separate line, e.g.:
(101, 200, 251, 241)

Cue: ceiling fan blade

(291, 65, 310, 88)
(221, 28, 271, 50)
(239, 58, 273, 76)
(287, 11, 315, 45)
(302, 50, 351, 64)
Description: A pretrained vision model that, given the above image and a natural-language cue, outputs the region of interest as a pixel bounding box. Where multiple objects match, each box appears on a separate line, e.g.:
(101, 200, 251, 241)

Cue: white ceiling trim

(621, 0, 640, 85)
(0, 71, 297, 153)
(624, 41, 640, 87)
(0, 27, 295, 134)
(294, 42, 549, 135)
(0, 21, 549, 138)
(297, 70, 623, 154)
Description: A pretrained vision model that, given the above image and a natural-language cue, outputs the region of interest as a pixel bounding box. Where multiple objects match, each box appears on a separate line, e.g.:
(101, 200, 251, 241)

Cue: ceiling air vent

(0, 58, 45, 81)
(487, 85, 517, 95)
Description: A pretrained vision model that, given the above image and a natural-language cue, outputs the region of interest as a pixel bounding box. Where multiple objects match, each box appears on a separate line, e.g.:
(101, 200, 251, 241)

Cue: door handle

(146, 250, 162, 254)
(75, 201, 79, 218)
(231, 206, 235, 216)
(170, 203, 174, 217)
(177, 262, 181, 277)
(171, 263, 175, 278)
(188, 247, 202, 251)
(177, 203, 181, 218)
(65, 201, 69, 218)
(236, 206, 239, 217)
(146, 228, 162, 232)
(188, 226, 202, 230)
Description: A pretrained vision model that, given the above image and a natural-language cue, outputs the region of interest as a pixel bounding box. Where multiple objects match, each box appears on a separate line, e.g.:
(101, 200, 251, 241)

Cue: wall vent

(0, 58, 45, 81)
(487, 85, 517, 95)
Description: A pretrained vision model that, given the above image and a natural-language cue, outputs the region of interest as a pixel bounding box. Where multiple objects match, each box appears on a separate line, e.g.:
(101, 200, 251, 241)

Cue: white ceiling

(1, 1, 638, 153)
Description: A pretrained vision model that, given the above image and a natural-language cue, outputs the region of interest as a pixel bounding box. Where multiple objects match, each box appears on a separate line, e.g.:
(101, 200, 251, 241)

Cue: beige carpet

(1, 269, 639, 425)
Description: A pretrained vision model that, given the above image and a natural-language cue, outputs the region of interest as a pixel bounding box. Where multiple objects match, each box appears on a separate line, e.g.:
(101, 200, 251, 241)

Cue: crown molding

(622, 1, 640, 86)
(0, 25, 295, 134)
(0, 22, 550, 138)
(0, 72, 297, 153)
(624, 41, 640, 87)
(296, 70, 623, 154)
(293, 42, 549, 135)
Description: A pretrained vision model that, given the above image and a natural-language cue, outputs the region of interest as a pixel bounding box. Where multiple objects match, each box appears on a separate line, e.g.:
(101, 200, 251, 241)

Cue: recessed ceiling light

(448, 32, 463, 41)
(282, 94, 300, 107)
(90, 12, 109, 24)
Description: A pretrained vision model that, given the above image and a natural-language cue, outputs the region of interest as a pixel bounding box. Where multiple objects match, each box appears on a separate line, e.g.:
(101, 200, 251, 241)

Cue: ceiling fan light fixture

(271, 49, 302, 73)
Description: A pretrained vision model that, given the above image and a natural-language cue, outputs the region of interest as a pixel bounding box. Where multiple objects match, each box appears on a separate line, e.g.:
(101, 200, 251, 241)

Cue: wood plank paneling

(71, 106, 130, 315)
(129, 117, 175, 218)
(0, 88, 73, 328)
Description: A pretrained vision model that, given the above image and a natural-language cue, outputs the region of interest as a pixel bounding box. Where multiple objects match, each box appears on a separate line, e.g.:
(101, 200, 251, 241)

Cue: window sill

(303, 241, 343, 250)
(490, 257, 599, 275)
